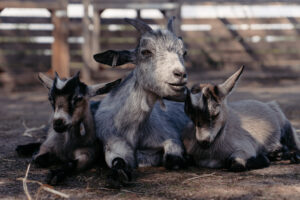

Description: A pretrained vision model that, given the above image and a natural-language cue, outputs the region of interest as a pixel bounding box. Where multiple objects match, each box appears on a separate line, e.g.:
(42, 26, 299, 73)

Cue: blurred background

(1, 0, 300, 90)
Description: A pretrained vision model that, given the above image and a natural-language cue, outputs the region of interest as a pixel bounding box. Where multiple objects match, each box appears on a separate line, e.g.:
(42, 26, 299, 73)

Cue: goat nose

(173, 69, 187, 79)
(54, 119, 64, 126)
(197, 140, 211, 149)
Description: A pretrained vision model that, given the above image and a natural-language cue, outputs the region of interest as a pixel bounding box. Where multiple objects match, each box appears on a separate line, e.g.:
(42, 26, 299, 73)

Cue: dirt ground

(0, 71, 300, 200)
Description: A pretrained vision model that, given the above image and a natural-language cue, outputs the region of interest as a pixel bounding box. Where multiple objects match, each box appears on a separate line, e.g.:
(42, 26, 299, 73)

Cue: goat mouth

(53, 125, 68, 133)
(168, 82, 186, 92)
(197, 140, 211, 149)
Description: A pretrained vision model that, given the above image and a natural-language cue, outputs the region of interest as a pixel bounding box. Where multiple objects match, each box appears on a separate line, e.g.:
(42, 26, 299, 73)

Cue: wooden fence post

(51, 8, 70, 78)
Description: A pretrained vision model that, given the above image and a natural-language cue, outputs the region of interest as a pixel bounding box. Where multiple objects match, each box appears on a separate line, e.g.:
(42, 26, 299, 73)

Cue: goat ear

(93, 50, 135, 67)
(87, 78, 122, 97)
(218, 66, 244, 96)
(38, 73, 53, 89)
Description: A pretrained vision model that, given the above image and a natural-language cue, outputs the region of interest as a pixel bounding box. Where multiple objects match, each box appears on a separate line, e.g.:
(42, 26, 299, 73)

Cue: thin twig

(23, 164, 32, 200)
(42, 187, 70, 198)
(17, 165, 70, 199)
(89, 187, 143, 195)
(121, 189, 143, 195)
(182, 172, 216, 183)
(22, 121, 46, 137)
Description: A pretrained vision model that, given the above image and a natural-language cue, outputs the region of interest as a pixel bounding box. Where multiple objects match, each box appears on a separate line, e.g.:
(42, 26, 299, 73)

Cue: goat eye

(73, 96, 83, 104)
(183, 51, 187, 57)
(141, 49, 152, 57)
(191, 87, 200, 94)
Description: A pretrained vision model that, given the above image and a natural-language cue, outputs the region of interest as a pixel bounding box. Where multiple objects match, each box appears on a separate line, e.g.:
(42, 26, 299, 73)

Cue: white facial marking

(191, 93, 203, 109)
(56, 78, 67, 89)
(196, 127, 211, 142)
(53, 108, 72, 124)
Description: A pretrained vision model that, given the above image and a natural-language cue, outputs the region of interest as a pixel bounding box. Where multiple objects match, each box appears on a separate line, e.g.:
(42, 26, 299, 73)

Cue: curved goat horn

(167, 16, 176, 33)
(124, 18, 153, 35)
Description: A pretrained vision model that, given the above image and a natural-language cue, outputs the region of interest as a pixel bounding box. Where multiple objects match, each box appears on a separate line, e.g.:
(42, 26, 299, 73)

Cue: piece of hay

(17, 164, 70, 199)
(23, 164, 32, 200)
(22, 121, 46, 137)
(182, 172, 216, 184)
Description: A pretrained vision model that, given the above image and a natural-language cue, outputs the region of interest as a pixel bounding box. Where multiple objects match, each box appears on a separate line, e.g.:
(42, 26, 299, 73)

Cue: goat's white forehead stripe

(56, 78, 67, 89)
(53, 109, 72, 124)
(191, 93, 203, 109)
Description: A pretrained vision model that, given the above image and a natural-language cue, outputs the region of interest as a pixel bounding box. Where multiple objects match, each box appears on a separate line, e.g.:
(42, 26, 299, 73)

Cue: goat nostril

(173, 70, 184, 78)
(183, 73, 187, 78)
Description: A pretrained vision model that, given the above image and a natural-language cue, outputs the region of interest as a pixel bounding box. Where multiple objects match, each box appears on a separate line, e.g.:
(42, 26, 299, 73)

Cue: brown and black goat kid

(16, 72, 121, 185)
(183, 66, 300, 171)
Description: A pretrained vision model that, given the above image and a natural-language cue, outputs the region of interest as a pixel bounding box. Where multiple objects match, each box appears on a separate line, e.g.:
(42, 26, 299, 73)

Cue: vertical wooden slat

(82, 0, 92, 82)
(91, 7, 100, 69)
(51, 8, 70, 78)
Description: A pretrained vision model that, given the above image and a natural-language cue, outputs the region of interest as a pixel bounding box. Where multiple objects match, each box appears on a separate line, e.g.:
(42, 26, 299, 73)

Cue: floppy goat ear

(93, 50, 135, 67)
(38, 73, 53, 89)
(218, 66, 244, 97)
(88, 78, 122, 97)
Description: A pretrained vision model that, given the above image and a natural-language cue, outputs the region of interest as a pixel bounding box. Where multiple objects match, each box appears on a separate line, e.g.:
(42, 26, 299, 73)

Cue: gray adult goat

(93, 18, 190, 188)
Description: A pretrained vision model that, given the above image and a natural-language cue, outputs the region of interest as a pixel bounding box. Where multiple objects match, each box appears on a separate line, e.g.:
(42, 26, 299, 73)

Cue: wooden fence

(1, 1, 300, 87)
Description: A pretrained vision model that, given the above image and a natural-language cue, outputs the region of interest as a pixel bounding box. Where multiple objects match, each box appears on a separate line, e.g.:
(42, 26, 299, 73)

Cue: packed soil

(0, 70, 300, 200)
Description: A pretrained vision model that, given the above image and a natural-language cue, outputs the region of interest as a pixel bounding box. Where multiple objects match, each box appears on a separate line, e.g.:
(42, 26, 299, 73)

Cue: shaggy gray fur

(183, 66, 300, 170)
(94, 18, 190, 169)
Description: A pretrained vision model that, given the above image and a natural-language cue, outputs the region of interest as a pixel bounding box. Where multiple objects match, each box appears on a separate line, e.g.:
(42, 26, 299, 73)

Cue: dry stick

(22, 121, 46, 137)
(89, 187, 143, 195)
(182, 172, 216, 184)
(23, 164, 32, 200)
(17, 164, 70, 199)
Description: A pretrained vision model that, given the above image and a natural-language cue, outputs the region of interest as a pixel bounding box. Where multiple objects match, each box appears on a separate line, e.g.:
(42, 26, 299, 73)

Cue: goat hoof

(46, 169, 66, 185)
(228, 158, 246, 172)
(16, 143, 41, 157)
(34, 153, 51, 168)
(290, 152, 300, 164)
(106, 168, 131, 189)
(164, 154, 186, 170)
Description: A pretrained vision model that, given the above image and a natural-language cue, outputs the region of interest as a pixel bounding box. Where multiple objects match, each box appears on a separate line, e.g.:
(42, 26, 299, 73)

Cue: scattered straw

(22, 121, 46, 137)
(121, 189, 143, 195)
(23, 164, 32, 200)
(182, 172, 216, 184)
(17, 164, 70, 199)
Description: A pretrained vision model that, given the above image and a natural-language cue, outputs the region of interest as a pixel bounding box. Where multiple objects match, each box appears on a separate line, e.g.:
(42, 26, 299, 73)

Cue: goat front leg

(163, 139, 186, 170)
(104, 139, 135, 189)
(46, 148, 96, 185)
(227, 150, 269, 172)
(33, 145, 58, 168)
(16, 142, 41, 157)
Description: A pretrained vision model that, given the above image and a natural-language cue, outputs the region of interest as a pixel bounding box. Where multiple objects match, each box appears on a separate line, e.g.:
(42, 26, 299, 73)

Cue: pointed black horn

(167, 16, 176, 33)
(54, 71, 59, 79)
(124, 18, 153, 35)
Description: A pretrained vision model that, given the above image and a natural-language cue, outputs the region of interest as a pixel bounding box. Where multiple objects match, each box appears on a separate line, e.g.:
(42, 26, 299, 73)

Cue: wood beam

(51, 9, 70, 78)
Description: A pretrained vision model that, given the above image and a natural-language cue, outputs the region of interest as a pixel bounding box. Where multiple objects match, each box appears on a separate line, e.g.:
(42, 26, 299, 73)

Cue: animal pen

(0, 0, 300, 89)
(0, 0, 300, 200)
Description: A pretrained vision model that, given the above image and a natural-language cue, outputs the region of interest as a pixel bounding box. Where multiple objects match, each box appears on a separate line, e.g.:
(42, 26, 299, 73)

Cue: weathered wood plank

(0, 0, 66, 9)
(51, 9, 69, 78)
